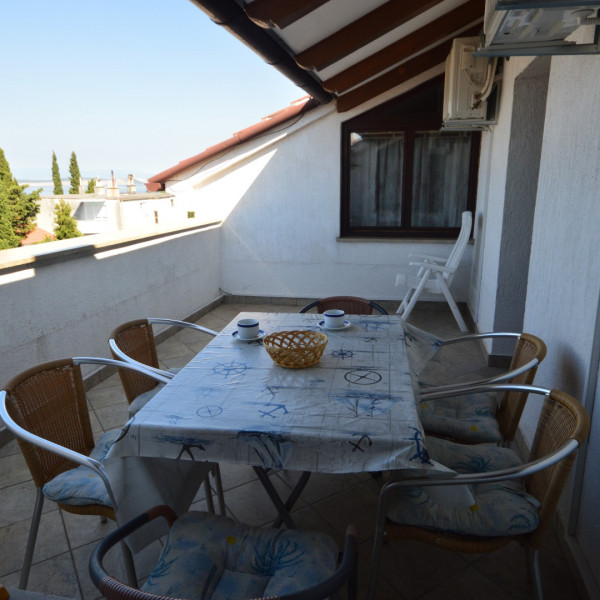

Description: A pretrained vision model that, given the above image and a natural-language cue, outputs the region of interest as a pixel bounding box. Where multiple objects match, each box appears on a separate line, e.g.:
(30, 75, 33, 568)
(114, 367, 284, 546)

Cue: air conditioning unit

(442, 37, 499, 130)
(476, 0, 600, 56)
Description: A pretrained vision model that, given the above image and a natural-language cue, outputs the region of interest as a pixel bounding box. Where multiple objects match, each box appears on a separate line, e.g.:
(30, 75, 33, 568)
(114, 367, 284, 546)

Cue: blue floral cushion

(128, 368, 180, 417)
(386, 436, 540, 536)
(418, 392, 502, 443)
(42, 429, 119, 507)
(142, 511, 339, 600)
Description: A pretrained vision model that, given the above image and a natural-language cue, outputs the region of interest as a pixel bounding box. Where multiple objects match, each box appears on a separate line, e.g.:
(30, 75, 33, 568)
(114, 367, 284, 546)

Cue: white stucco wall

(0, 225, 222, 386)
(469, 56, 536, 334)
(520, 50, 600, 593)
(453, 40, 600, 595)
(165, 68, 474, 307)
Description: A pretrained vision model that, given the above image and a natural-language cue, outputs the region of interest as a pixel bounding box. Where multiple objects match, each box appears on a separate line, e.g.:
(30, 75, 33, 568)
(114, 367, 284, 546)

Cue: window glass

(411, 131, 472, 228)
(340, 76, 478, 239)
(349, 133, 404, 228)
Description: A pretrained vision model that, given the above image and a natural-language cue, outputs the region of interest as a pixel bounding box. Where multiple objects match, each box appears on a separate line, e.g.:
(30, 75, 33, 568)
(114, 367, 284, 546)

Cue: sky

(1, 0, 302, 183)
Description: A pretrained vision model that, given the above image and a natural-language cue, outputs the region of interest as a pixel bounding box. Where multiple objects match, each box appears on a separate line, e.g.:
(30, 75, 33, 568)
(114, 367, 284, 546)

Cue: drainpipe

(188, 0, 333, 105)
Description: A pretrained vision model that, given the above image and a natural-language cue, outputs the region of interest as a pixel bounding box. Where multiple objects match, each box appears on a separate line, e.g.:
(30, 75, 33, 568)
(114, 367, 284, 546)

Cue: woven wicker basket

(264, 330, 328, 369)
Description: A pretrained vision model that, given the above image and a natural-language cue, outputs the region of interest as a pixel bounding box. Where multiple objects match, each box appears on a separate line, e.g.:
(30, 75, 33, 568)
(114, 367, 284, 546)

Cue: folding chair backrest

(525, 389, 589, 546)
(444, 211, 472, 276)
(110, 319, 160, 405)
(3, 358, 95, 486)
(496, 333, 547, 441)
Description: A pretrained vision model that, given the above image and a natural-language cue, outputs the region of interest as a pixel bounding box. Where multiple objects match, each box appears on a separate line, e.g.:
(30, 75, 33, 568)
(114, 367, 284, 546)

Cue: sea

(20, 179, 145, 196)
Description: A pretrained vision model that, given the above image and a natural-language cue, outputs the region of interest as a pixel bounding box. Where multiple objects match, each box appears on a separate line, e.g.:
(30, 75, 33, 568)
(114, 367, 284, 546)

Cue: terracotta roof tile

(146, 96, 317, 191)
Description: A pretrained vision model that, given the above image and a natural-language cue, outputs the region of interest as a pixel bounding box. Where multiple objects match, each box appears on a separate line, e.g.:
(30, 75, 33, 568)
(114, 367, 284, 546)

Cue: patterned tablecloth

(107, 312, 431, 474)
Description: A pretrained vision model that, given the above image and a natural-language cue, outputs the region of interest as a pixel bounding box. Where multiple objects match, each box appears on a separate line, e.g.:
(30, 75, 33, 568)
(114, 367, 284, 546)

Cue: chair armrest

(380, 438, 579, 499)
(422, 358, 539, 393)
(148, 318, 218, 337)
(107, 341, 176, 380)
(441, 332, 521, 346)
(408, 261, 455, 274)
(419, 382, 549, 403)
(409, 253, 448, 264)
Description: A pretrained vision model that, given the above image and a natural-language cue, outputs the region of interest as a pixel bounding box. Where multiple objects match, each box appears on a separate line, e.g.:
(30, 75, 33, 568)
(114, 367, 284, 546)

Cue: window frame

(340, 79, 480, 239)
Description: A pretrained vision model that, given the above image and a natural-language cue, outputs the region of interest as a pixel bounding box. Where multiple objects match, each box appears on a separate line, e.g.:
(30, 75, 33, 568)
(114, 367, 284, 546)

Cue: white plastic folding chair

(396, 210, 472, 331)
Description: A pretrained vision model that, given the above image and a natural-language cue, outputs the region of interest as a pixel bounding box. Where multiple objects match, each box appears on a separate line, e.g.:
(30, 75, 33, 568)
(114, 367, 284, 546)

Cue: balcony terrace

(0, 240, 587, 600)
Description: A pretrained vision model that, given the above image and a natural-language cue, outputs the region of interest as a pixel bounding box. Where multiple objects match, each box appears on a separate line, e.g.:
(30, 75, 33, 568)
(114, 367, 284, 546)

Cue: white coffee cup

(323, 309, 345, 330)
(237, 318, 260, 339)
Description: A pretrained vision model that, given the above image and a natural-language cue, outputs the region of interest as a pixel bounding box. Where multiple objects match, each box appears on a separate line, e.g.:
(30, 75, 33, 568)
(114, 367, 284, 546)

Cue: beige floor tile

(0, 301, 586, 600)
(1, 552, 82, 600)
(0, 451, 32, 487)
(0, 481, 55, 528)
(0, 508, 69, 577)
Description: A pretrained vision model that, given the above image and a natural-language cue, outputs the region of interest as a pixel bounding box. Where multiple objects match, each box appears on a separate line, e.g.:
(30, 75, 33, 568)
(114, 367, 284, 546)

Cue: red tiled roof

(146, 96, 318, 191)
(21, 227, 56, 245)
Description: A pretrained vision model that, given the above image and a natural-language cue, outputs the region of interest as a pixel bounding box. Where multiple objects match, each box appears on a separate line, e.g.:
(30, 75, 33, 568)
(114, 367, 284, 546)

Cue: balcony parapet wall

(0, 222, 223, 395)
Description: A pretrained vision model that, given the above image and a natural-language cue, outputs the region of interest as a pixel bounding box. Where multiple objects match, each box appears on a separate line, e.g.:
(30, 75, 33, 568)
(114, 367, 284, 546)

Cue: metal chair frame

(0, 357, 170, 589)
(367, 383, 590, 600)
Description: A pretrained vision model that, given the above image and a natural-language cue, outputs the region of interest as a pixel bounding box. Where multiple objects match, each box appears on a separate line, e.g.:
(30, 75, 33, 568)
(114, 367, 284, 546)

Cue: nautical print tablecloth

(107, 312, 432, 474)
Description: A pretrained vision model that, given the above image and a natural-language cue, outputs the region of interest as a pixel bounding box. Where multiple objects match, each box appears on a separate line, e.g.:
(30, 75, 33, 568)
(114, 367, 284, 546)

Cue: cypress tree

(0, 148, 40, 248)
(52, 151, 64, 194)
(68, 151, 81, 194)
(86, 178, 96, 194)
(54, 199, 82, 239)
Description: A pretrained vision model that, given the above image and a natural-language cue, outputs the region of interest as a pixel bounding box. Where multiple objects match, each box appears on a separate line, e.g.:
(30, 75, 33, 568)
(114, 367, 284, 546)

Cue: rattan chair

(109, 318, 225, 516)
(415, 330, 547, 444)
(299, 296, 388, 315)
(0, 357, 170, 589)
(90, 505, 357, 600)
(109, 318, 218, 415)
(367, 384, 590, 600)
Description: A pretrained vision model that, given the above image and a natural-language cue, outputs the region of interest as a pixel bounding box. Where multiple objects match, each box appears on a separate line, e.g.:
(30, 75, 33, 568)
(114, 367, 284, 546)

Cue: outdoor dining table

(105, 311, 433, 545)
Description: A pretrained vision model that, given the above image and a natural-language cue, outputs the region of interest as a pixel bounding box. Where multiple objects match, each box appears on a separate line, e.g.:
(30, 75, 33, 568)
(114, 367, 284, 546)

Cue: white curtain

(349, 133, 404, 227)
(412, 132, 471, 228)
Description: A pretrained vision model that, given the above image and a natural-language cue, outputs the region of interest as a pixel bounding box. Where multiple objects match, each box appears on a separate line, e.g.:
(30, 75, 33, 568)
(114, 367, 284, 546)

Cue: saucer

(319, 320, 351, 331)
(232, 330, 266, 342)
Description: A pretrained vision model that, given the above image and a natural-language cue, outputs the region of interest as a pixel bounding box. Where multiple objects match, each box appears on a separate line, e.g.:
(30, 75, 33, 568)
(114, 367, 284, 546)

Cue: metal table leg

(253, 467, 311, 529)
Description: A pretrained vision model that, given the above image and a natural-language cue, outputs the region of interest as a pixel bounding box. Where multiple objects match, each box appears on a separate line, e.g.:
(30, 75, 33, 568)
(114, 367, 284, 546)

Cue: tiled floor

(0, 301, 586, 600)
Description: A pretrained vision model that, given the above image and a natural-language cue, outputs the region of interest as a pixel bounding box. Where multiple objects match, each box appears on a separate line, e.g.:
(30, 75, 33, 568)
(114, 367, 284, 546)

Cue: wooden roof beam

(244, 0, 330, 29)
(323, 0, 484, 94)
(335, 24, 481, 112)
(295, 0, 445, 72)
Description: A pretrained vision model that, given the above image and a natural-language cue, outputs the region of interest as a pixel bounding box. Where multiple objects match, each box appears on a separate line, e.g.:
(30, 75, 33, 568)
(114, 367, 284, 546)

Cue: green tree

(86, 178, 96, 194)
(0, 148, 40, 248)
(51, 151, 63, 194)
(54, 199, 82, 239)
(68, 151, 81, 194)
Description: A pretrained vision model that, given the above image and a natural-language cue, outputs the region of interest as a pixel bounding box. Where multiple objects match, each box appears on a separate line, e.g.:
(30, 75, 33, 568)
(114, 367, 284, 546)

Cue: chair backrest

(525, 389, 589, 547)
(496, 333, 547, 441)
(109, 319, 160, 405)
(443, 210, 472, 277)
(300, 296, 388, 315)
(3, 358, 95, 487)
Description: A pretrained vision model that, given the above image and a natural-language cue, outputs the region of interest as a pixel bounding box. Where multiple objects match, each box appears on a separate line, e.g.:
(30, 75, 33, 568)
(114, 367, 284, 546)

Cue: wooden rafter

(323, 0, 484, 94)
(244, 0, 329, 29)
(294, 0, 445, 72)
(335, 24, 481, 112)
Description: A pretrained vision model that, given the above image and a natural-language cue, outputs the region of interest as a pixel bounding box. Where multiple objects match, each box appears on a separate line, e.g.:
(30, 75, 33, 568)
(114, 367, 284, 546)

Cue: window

(341, 77, 479, 238)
